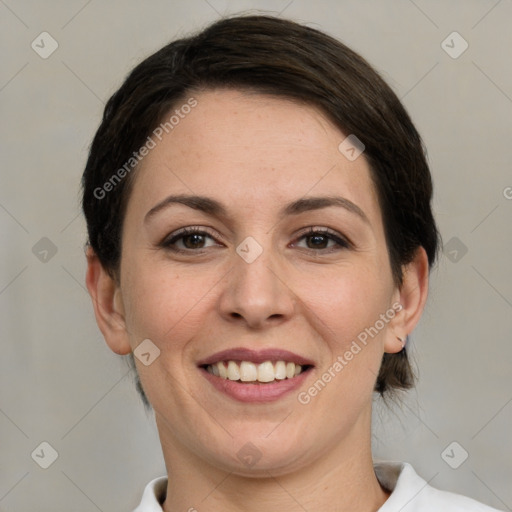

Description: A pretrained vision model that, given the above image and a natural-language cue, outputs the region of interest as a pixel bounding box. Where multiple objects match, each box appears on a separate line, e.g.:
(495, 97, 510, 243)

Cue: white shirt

(133, 461, 503, 511)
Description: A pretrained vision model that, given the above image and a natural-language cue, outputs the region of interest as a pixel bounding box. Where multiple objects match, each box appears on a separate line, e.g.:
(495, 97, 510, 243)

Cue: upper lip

(197, 347, 315, 367)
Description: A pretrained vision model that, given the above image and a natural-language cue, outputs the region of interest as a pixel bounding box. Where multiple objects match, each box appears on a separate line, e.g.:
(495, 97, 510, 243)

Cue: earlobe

(384, 333, 407, 355)
(384, 246, 429, 354)
(85, 246, 132, 355)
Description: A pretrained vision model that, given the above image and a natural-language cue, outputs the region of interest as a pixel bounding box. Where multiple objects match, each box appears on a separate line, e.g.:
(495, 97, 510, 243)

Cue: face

(113, 89, 403, 475)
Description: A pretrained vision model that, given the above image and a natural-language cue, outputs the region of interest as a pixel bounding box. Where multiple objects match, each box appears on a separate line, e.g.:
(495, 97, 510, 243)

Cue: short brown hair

(81, 15, 441, 406)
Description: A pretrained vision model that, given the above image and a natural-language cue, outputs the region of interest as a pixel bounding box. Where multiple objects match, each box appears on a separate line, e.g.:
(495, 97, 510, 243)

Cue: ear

(384, 246, 429, 354)
(85, 246, 132, 355)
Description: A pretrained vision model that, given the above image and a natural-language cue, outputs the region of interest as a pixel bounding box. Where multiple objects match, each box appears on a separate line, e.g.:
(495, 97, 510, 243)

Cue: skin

(86, 89, 429, 512)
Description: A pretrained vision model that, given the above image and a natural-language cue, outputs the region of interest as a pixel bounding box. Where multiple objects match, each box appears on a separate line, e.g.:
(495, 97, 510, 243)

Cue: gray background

(1, 1, 511, 511)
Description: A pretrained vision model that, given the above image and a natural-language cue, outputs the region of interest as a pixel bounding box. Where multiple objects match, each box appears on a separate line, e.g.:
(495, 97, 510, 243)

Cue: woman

(81, 15, 502, 511)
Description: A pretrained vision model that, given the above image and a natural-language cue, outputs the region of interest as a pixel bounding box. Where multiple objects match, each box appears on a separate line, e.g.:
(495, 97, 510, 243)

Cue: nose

(218, 245, 295, 329)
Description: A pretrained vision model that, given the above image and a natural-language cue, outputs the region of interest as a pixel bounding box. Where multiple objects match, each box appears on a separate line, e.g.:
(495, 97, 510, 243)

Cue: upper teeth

(206, 360, 304, 383)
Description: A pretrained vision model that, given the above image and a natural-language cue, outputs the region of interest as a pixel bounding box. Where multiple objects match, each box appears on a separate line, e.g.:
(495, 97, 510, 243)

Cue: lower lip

(199, 367, 313, 403)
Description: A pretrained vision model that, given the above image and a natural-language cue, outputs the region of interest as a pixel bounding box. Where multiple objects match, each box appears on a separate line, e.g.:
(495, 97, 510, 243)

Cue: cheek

(121, 259, 217, 350)
(296, 262, 392, 394)
(299, 263, 391, 342)
(121, 262, 222, 407)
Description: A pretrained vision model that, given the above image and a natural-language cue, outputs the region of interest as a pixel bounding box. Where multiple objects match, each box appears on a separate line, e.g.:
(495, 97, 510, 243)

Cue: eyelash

(161, 226, 351, 254)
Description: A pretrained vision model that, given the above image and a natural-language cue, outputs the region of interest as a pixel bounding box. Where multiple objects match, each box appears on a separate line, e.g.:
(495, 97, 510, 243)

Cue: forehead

(126, 88, 380, 223)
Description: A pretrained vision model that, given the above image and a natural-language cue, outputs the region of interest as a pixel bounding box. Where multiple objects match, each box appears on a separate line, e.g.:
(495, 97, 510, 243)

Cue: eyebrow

(144, 194, 370, 225)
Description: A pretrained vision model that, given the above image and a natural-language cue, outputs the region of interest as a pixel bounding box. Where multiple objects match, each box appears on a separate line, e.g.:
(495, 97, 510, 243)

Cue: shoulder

(374, 461, 504, 512)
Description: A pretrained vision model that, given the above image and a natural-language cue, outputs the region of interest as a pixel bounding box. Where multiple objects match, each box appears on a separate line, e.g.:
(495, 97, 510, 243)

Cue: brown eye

(162, 227, 220, 252)
(294, 228, 350, 252)
(305, 233, 331, 249)
(182, 233, 207, 249)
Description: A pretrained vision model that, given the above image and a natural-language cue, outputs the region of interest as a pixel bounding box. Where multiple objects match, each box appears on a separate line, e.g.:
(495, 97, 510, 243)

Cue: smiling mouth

(200, 360, 314, 384)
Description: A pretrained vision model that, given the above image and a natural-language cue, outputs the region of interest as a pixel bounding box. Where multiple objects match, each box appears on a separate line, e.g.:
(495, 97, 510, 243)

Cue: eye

(161, 226, 350, 254)
(161, 227, 221, 252)
(293, 227, 350, 252)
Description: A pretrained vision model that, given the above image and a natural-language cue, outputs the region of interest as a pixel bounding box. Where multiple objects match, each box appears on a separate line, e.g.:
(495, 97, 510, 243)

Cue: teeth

(227, 361, 240, 381)
(240, 361, 258, 381)
(217, 360, 228, 379)
(206, 360, 307, 383)
(274, 361, 287, 380)
(257, 361, 275, 382)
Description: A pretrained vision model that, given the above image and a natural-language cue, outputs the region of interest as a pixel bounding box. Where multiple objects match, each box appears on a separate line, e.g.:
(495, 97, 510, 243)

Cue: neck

(157, 409, 389, 512)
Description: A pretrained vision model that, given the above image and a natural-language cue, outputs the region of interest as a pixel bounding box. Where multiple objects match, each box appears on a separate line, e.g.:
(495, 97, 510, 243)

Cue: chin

(198, 426, 316, 477)
(214, 445, 311, 477)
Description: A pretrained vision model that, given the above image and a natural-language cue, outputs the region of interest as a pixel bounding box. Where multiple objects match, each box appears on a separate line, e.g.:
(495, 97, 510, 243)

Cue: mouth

(197, 347, 315, 402)
(200, 360, 314, 384)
